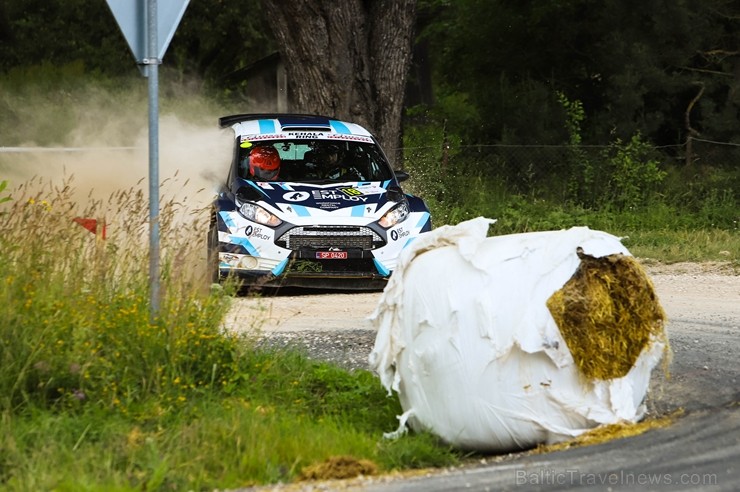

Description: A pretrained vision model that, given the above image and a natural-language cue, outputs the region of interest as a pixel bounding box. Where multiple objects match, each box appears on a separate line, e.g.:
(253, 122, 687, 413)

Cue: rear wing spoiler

(218, 113, 336, 129)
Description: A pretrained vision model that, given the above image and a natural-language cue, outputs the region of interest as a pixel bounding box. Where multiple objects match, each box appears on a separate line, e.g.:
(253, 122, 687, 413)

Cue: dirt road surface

(230, 262, 739, 492)
(224, 262, 738, 336)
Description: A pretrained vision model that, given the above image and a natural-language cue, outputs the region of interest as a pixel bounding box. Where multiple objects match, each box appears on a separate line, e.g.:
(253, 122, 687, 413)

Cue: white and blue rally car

(208, 113, 432, 290)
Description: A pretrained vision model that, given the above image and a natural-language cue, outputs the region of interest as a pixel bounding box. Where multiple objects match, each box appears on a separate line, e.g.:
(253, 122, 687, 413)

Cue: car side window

(364, 146, 393, 181)
(238, 148, 250, 179)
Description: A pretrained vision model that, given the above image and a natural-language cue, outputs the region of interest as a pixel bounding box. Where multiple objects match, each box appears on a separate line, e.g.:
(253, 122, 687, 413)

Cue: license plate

(316, 251, 348, 260)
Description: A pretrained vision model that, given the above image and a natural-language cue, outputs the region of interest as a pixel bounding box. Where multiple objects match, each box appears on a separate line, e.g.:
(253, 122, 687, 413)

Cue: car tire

(207, 218, 220, 284)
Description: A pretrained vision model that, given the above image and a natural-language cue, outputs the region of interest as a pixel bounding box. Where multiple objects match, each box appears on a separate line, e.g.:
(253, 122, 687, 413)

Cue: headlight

(379, 201, 410, 228)
(238, 202, 282, 227)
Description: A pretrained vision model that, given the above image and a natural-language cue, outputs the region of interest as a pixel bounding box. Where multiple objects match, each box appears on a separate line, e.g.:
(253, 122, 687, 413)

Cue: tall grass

(0, 177, 460, 490)
(0, 175, 228, 411)
(401, 142, 739, 267)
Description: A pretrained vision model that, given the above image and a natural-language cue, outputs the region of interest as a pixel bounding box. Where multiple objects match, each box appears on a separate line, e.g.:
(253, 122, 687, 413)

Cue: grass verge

(0, 177, 461, 491)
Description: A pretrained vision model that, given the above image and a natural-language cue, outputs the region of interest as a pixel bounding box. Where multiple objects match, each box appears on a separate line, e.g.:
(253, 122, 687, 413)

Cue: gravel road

(223, 261, 739, 394)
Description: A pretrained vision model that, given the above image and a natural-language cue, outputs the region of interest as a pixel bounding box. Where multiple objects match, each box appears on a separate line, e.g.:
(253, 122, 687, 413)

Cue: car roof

(219, 113, 374, 140)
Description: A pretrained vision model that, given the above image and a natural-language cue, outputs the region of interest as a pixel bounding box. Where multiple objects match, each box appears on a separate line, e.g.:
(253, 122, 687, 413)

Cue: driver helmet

(314, 144, 340, 167)
(248, 146, 281, 180)
(324, 144, 340, 159)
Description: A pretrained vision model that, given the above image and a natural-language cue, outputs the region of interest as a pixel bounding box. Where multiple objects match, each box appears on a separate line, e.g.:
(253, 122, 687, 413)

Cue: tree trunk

(260, 0, 417, 167)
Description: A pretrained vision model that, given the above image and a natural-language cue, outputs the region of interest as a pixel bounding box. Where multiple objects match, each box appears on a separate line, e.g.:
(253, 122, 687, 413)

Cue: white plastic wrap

(368, 217, 666, 452)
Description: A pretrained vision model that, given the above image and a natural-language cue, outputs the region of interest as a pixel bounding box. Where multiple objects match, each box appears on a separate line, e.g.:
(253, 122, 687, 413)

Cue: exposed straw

(547, 249, 668, 380)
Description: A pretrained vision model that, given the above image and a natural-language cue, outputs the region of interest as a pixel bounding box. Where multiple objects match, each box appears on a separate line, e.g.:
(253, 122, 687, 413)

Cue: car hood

(235, 180, 402, 220)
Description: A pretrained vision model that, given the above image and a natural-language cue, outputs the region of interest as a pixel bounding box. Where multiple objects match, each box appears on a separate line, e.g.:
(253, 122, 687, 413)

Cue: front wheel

(207, 219, 220, 284)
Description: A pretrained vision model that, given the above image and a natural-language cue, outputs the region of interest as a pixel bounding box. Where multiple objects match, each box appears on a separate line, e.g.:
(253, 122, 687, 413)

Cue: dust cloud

(0, 76, 239, 230)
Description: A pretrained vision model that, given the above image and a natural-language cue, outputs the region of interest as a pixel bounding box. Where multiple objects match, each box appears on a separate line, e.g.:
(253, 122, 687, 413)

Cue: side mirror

(394, 170, 409, 182)
(235, 186, 263, 203)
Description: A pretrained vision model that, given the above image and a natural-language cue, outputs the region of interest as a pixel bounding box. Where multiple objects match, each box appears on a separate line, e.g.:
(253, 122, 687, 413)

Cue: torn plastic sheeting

(368, 217, 667, 453)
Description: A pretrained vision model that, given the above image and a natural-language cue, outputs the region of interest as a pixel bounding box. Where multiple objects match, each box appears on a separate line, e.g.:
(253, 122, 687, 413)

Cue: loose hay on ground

(299, 455, 378, 481)
(534, 410, 682, 453)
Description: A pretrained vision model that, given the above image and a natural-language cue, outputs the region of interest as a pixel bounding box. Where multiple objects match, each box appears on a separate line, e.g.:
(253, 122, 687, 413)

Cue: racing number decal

(339, 187, 363, 197)
(338, 185, 385, 197)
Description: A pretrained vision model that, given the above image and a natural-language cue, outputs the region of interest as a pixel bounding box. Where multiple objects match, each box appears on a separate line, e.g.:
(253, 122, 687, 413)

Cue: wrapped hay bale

(368, 217, 668, 452)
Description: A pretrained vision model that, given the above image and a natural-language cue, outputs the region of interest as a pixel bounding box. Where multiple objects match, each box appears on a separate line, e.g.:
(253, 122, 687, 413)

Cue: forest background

(1, 0, 738, 260)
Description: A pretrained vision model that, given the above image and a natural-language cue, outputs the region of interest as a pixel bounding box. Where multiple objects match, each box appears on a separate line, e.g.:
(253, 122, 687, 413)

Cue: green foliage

(0, 0, 274, 94)
(662, 164, 740, 228)
(2, 0, 739, 150)
(404, 92, 736, 254)
(557, 92, 585, 147)
(230, 348, 402, 432)
(601, 133, 667, 210)
(0, 180, 235, 413)
(419, 0, 739, 147)
(618, 228, 739, 264)
(0, 180, 10, 206)
(402, 106, 737, 264)
(171, 0, 275, 85)
(436, 178, 738, 264)
(0, 0, 132, 75)
(378, 431, 461, 470)
(556, 91, 595, 205)
(402, 103, 464, 219)
(0, 386, 458, 490)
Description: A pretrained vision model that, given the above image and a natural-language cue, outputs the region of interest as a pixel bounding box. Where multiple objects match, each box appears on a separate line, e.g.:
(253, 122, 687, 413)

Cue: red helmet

(248, 146, 281, 180)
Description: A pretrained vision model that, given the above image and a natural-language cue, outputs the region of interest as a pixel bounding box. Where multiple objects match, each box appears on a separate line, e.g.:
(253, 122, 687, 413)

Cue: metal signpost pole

(146, 0, 161, 317)
(106, 0, 189, 319)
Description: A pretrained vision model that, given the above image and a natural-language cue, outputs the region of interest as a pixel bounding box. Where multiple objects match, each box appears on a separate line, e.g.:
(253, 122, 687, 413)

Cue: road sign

(106, 0, 189, 63)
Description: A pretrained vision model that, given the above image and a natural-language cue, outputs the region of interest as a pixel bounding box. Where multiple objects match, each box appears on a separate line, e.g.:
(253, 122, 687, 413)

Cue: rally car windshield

(237, 139, 395, 182)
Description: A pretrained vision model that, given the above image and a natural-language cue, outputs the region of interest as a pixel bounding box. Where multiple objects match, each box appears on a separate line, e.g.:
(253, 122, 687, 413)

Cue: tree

(0, 0, 131, 75)
(259, 0, 417, 165)
(170, 0, 275, 83)
(419, 0, 739, 149)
